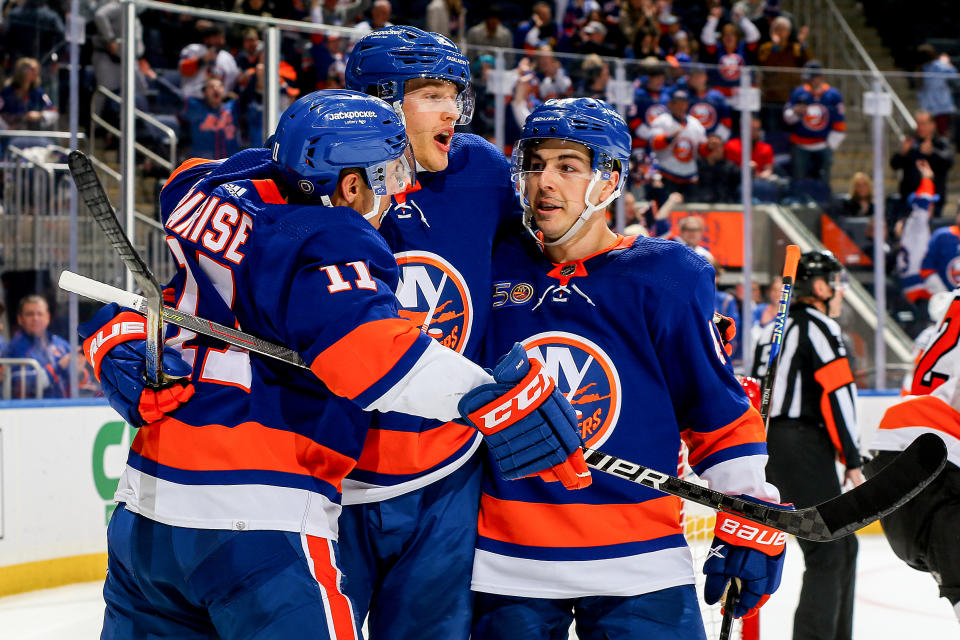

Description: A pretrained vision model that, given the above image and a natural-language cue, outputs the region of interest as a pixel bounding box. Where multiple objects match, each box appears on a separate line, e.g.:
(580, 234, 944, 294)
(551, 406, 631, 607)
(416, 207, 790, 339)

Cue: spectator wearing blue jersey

(179, 77, 241, 160)
(3, 295, 75, 399)
(0, 58, 58, 132)
(514, 2, 561, 51)
(783, 60, 846, 184)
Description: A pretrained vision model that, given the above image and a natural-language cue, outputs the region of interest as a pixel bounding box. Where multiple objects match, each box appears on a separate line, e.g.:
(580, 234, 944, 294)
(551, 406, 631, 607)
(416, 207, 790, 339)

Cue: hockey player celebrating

(899, 159, 937, 303)
(470, 97, 785, 639)
(78, 90, 588, 639)
(871, 291, 960, 623)
(338, 26, 528, 639)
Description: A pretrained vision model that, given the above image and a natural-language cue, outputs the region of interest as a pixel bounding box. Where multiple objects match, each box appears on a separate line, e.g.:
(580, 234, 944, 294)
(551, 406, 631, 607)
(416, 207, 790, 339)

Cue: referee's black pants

(764, 419, 858, 640)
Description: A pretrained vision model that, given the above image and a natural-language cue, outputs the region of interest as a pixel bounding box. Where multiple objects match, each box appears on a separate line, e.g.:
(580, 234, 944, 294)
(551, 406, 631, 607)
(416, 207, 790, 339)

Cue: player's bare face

(401, 80, 460, 172)
(524, 140, 604, 241)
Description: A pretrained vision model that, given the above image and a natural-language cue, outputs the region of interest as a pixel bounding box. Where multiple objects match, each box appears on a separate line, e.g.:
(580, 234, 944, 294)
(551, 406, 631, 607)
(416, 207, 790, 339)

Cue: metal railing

(0, 358, 46, 400)
(89, 85, 178, 173)
(784, 0, 916, 141)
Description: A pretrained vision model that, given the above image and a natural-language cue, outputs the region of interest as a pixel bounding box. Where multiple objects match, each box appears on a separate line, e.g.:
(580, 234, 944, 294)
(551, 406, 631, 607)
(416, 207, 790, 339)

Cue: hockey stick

(61, 275, 945, 542)
(758, 245, 802, 429)
(67, 150, 166, 388)
(584, 431, 944, 541)
(61, 271, 946, 545)
(718, 244, 801, 639)
(59, 271, 309, 370)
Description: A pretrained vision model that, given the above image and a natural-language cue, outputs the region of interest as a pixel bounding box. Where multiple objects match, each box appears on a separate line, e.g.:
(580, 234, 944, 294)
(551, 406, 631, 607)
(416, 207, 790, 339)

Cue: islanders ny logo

(689, 102, 718, 130)
(395, 251, 473, 353)
(802, 104, 829, 131)
(522, 332, 622, 448)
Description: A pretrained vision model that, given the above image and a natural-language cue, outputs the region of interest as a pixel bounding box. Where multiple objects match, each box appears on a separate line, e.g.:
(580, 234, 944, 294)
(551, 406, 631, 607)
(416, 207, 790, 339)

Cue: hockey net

(680, 445, 760, 640)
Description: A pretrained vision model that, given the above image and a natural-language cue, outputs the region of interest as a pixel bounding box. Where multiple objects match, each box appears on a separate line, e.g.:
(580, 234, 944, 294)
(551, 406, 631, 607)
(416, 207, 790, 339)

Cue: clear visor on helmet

(402, 83, 475, 126)
(365, 143, 417, 197)
(827, 270, 849, 292)
(511, 138, 599, 204)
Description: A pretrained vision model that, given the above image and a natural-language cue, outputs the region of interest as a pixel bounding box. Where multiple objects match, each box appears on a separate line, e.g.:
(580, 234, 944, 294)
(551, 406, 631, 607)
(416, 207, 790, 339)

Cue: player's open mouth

(536, 200, 563, 214)
(433, 129, 453, 151)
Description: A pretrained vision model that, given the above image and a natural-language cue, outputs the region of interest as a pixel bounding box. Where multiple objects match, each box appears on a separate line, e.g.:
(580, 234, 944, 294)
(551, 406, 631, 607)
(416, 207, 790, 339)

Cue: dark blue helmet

(512, 98, 632, 245)
(271, 90, 415, 215)
(514, 97, 632, 198)
(345, 26, 474, 125)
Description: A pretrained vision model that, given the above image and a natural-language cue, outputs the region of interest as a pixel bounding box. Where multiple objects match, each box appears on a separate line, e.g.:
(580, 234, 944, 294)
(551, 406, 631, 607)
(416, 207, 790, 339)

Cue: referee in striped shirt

(751, 249, 863, 640)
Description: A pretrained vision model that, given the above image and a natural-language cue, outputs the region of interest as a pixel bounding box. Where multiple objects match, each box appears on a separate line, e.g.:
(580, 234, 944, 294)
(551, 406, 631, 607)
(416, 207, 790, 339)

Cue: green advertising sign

(92, 421, 136, 523)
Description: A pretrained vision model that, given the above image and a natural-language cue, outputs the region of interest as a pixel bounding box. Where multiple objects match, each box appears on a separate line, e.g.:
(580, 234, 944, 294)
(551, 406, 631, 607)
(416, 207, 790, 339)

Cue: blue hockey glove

(703, 496, 791, 618)
(459, 343, 591, 489)
(80, 303, 195, 427)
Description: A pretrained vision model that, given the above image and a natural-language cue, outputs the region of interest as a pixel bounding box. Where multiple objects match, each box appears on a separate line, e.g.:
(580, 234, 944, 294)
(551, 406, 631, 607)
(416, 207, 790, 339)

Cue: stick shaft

(59, 271, 309, 369)
(68, 150, 165, 386)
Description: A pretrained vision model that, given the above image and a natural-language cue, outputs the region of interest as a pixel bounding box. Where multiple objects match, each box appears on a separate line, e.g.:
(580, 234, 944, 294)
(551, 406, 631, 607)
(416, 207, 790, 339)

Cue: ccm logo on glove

(715, 513, 787, 553)
(471, 363, 553, 432)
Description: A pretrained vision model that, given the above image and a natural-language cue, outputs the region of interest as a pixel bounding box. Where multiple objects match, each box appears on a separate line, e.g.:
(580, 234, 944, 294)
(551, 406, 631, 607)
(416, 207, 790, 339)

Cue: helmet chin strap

(320, 192, 385, 224)
(524, 171, 620, 247)
(362, 194, 384, 222)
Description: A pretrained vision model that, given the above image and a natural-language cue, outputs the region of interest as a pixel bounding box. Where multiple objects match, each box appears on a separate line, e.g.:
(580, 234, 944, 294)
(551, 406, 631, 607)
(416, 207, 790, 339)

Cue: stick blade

(815, 432, 947, 538)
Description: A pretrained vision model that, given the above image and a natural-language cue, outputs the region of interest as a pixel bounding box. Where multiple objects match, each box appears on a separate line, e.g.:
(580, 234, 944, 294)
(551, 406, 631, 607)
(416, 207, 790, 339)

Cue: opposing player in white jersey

(470, 97, 786, 639)
(871, 288, 960, 622)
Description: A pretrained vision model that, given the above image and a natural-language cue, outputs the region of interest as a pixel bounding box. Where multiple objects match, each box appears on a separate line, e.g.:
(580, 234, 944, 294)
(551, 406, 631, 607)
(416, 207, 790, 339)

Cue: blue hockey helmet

(345, 26, 474, 125)
(271, 90, 416, 219)
(512, 98, 632, 245)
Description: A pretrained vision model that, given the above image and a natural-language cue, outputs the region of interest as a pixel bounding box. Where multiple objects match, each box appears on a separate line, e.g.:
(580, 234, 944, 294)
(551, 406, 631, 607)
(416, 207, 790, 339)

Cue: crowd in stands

(0, 0, 959, 393)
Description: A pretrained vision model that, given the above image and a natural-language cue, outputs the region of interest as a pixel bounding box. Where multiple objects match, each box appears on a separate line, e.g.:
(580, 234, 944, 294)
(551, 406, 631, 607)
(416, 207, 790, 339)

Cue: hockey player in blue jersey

(336, 26, 538, 639)
(470, 97, 787, 639)
(78, 90, 588, 640)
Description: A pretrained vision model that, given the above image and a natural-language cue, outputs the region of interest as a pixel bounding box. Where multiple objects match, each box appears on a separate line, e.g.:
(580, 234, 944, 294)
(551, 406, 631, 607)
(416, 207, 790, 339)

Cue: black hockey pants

(764, 419, 858, 640)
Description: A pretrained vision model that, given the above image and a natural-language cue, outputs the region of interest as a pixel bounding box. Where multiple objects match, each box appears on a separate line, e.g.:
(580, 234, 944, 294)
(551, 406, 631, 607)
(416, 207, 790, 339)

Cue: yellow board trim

(0, 553, 108, 597)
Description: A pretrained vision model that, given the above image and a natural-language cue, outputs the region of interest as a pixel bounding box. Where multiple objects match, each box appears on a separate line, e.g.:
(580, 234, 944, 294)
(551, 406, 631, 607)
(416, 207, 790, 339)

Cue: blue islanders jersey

(627, 85, 669, 150)
(921, 225, 960, 295)
(702, 42, 756, 97)
(471, 233, 777, 598)
(784, 84, 846, 148)
(111, 149, 489, 541)
(342, 133, 521, 504)
(687, 87, 732, 141)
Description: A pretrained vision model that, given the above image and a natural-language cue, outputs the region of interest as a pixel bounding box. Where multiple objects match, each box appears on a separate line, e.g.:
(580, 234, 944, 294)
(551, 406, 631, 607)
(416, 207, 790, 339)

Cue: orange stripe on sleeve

(819, 393, 846, 463)
(479, 494, 682, 548)
(652, 134, 669, 150)
(163, 157, 217, 190)
(682, 407, 766, 468)
(131, 417, 357, 490)
(354, 422, 477, 475)
(879, 394, 960, 440)
(310, 318, 423, 400)
(814, 358, 854, 394)
(814, 358, 854, 463)
(252, 179, 286, 204)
